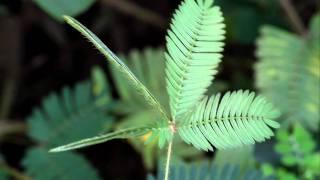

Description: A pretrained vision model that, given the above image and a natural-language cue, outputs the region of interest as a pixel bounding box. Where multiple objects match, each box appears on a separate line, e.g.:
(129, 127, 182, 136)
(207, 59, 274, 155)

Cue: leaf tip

(49, 146, 66, 153)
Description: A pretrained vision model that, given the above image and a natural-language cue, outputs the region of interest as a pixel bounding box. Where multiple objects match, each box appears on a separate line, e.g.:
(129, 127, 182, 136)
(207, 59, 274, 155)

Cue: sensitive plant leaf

(256, 21, 320, 131)
(177, 90, 280, 151)
(63, 16, 169, 121)
(148, 160, 274, 180)
(50, 127, 152, 152)
(34, 0, 95, 21)
(22, 147, 101, 180)
(28, 81, 113, 148)
(165, 0, 225, 120)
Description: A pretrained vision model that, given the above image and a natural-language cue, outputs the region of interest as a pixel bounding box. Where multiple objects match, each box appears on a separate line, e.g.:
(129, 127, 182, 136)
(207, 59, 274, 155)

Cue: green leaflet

(23, 147, 101, 180)
(63, 16, 170, 121)
(50, 127, 152, 152)
(177, 90, 280, 151)
(165, 0, 225, 120)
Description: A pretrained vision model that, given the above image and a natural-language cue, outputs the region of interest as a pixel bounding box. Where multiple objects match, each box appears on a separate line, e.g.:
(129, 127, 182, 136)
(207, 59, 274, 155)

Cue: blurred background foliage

(0, 0, 319, 179)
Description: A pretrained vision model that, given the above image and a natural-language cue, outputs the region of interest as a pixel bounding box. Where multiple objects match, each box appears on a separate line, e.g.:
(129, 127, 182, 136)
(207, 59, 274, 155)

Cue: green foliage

(255, 13, 320, 131)
(165, 0, 225, 120)
(51, 0, 279, 155)
(262, 124, 320, 180)
(25, 77, 112, 179)
(275, 124, 319, 179)
(28, 81, 113, 148)
(22, 147, 101, 180)
(262, 164, 297, 180)
(112, 48, 206, 169)
(34, 0, 96, 21)
(177, 90, 280, 151)
(148, 160, 274, 180)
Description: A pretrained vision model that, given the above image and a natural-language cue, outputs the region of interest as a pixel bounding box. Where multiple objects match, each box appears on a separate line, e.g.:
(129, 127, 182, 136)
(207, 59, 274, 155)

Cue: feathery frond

(256, 20, 319, 130)
(165, 0, 225, 120)
(177, 90, 280, 151)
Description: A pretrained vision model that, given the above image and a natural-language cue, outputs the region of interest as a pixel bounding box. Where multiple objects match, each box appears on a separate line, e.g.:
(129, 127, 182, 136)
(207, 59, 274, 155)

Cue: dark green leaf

(22, 147, 101, 180)
(34, 0, 95, 21)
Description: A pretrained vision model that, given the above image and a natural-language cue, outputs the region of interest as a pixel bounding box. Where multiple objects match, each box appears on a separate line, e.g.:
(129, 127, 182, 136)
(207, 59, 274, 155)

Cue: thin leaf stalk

(164, 140, 173, 180)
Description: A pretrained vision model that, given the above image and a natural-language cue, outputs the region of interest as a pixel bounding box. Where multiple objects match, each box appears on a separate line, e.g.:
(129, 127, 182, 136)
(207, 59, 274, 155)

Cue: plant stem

(164, 140, 173, 180)
(279, 0, 307, 36)
(101, 0, 166, 29)
(0, 121, 27, 139)
(0, 163, 31, 180)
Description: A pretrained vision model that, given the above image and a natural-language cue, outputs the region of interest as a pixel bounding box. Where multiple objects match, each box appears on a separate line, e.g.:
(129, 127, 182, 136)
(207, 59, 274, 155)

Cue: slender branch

(0, 163, 31, 180)
(101, 0, 166, 29)
(0, 17, 21, 118)
(0, 121, 27, 138)
(279, 0, 307, 36)
(164, 140, 173, 180)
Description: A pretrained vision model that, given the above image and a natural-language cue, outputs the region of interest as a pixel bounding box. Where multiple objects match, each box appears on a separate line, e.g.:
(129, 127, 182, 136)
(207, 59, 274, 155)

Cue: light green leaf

(22, 147, 101, 180)
(165, 0, 225, 121)
(34, 0, 95, 21)
(63, 16, 169, 121)
(177, 90, 280, 151)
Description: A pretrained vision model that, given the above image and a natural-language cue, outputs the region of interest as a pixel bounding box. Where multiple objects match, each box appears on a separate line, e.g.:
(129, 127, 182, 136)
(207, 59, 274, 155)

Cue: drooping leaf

(22, 147, 101, 180)
(165, 0, 225, 120)
(63, 16, 170, 121)
(177, 90, 280, 151)
(34, 0, 95, 21)
(28, 81, 113, 148)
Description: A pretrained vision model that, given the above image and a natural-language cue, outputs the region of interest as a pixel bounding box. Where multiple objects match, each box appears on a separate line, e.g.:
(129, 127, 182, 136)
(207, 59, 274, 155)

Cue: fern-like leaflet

(166, 0, 225, 121)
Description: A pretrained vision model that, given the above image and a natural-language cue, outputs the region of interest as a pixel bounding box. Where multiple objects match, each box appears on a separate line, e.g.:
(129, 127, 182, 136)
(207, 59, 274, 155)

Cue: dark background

(0, 0, 318, 179)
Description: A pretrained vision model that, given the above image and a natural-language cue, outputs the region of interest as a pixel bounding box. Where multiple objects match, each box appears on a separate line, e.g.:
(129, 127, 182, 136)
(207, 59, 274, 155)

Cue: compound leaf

(165, 0, 225, 120)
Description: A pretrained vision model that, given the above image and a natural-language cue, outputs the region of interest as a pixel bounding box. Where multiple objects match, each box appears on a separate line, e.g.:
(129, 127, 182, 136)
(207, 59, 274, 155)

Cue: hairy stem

(279, 0, 307, 36)
(164, 140, 173, 180)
